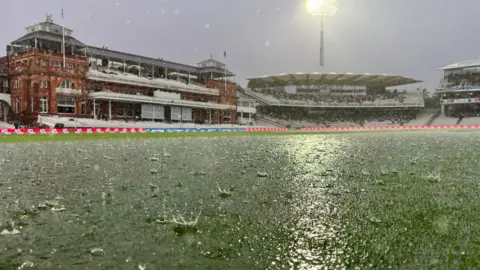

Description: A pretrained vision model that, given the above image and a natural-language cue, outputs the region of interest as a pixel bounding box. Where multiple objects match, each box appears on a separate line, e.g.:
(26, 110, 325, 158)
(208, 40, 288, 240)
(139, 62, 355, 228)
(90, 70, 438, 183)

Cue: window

(14, 80, 20, 89)
(40, 59, 48, 67)
(40, 80, 47, 89)
(40, 96, 48, 113)
(81, 101, 86, 115)
(115, 103, 133, 117)
(58, 80, 70, 89)
(57, 96, 75, 114)
(15, 98, 20, 113)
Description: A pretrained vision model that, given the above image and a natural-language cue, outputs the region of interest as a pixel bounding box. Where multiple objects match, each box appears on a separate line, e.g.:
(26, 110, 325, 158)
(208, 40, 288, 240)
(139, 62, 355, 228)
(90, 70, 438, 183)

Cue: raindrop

(204, 24, 210, 29)
(90, 248, 104, 256)
(264, 39, 271, 47)
(257, 172, 268, 177)
(17, 261, 34, 269)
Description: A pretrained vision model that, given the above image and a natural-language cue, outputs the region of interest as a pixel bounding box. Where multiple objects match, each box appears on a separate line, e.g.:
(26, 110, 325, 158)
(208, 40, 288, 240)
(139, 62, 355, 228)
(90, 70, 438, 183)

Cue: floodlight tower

(307, 0, 338, 67)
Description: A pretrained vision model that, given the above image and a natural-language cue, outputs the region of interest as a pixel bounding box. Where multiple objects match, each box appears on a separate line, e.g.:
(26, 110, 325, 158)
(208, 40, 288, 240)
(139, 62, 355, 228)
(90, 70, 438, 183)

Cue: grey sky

(1, 0, 479, 90)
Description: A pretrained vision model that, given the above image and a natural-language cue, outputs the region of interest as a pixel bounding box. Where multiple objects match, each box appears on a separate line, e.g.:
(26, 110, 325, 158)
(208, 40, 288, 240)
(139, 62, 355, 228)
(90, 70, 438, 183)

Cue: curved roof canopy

(247, 73, 421, 88)
(438, 59, 480, 70)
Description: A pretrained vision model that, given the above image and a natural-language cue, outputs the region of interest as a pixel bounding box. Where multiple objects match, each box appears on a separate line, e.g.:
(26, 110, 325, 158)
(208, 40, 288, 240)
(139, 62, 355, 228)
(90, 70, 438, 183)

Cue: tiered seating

(363, 120, 393, 127)
(458, 117, 480, 125)
(88, 69, 218, 96)
(431, 115, 458, 126)
(37, 116, 257, 129)
(246, 89, 424, 107)
(244, 89, 281, 104)
(0, 121, 14, 129)
(404, 112, 434, 126)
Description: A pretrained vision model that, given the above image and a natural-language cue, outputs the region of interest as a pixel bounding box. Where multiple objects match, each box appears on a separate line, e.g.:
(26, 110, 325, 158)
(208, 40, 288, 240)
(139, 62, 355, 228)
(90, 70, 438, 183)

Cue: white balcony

(89, 91, 234, 110)
(87, 69, 219, 96)
(237, 105, 256, 114)
(56, 88, 82, 95)
(0, 93, 10, 106)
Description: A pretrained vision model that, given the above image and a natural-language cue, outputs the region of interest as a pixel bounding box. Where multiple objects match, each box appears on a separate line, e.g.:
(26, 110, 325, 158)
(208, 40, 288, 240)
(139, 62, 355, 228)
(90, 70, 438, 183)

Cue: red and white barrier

(3, 125, 480, 136)
(244, 127, 289, 131)
(300, 125, 480, 131)
(0, 128, 145, 135)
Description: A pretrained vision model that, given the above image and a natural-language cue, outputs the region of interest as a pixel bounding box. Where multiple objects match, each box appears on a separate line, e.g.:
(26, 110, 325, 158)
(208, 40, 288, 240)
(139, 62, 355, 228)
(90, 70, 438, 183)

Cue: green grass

(0, 131, 303, 143)
(0, 128, 463, 143)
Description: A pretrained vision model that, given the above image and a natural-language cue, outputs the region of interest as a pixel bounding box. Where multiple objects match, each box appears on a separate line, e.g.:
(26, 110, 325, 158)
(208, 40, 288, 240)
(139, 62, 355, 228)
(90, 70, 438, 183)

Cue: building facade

(3, 14, 239, 127)
(0, 60, 9, 122)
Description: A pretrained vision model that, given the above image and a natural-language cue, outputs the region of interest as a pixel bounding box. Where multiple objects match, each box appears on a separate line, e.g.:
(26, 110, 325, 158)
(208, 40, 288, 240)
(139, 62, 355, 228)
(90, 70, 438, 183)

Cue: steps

(426, 110, 441, 126)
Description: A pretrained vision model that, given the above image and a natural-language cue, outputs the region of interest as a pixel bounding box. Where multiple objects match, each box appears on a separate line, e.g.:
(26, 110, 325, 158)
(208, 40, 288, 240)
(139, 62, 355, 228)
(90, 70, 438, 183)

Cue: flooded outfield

(1, 132, 480, 269)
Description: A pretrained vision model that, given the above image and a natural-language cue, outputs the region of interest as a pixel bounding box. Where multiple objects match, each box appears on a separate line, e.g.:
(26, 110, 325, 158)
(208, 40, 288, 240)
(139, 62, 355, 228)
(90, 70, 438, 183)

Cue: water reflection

(280, 136, 348, 269)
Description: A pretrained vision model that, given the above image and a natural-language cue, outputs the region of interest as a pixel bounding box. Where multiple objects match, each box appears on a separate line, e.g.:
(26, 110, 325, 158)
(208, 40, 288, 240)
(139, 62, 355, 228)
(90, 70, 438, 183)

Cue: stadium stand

(436, 59, 480, 125)
(244, 73, 424, 128)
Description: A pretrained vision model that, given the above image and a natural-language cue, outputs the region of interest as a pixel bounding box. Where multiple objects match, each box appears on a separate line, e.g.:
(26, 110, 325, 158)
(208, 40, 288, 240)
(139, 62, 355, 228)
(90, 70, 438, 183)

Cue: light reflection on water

(280, 136, 349, 270)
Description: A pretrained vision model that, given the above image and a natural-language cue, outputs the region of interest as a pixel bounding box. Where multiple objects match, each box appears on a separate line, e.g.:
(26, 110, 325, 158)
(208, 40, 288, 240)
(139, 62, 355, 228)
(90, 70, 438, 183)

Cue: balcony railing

(89, 91, 234, 110)
(87, 70, 219, 96)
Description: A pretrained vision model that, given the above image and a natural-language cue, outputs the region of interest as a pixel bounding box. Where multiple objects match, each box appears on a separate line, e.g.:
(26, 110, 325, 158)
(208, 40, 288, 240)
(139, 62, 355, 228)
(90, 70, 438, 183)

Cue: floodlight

(306, 0, 338, 66)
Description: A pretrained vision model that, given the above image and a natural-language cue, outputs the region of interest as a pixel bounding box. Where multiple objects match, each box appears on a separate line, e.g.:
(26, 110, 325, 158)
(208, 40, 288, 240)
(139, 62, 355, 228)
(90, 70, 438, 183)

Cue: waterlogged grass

(0, 128, 457, 143)
(0, 132, 479, 269)
(0, 131, 298, 143)
(0, 130, 377, 143)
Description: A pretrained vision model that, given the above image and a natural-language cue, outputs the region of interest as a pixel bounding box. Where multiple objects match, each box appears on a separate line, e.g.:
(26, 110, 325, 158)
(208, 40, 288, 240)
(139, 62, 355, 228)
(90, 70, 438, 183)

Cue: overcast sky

(1, 0, 479, 90)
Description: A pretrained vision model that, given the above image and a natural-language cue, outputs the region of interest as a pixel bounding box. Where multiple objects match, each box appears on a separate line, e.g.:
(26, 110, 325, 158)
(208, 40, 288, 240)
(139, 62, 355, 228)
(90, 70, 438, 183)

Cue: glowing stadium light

(306, 0, 338, 67)
(307, 0, 338, 16)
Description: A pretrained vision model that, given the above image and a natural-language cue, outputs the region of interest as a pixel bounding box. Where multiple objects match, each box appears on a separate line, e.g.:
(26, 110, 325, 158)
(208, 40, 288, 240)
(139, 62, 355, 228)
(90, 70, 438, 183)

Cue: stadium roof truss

(247, 73, 421, 88)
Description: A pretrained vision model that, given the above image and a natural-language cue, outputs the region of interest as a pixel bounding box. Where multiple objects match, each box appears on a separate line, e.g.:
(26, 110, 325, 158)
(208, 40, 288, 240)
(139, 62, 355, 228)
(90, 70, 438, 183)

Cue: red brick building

(3, 14, 238, 127)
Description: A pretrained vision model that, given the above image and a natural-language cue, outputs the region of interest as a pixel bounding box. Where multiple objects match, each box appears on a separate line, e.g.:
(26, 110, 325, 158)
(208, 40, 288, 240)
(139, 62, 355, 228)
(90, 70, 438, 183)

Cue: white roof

(439, 59, 480, 70)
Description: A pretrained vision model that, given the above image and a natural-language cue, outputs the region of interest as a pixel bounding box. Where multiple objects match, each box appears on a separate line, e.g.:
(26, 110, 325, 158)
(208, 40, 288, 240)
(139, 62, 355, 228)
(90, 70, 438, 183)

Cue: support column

(441, 104, 445, 115)
(3, 105, 7, 122)
(164, 68, 168, 79)
(217, 110, 220, 124)
(93, 99, 96, 120)
(177, 70, 180, 81)
(108, 100, 112, 120)
(248, 113, 251, 123)
(188, 72, 191, 84)
(209, 109, 212, 124)
(240, 111, 243, 124)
